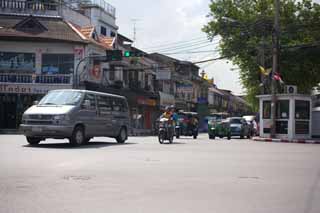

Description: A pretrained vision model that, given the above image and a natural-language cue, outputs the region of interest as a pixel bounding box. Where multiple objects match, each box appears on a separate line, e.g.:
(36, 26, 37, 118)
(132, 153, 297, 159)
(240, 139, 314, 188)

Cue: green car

(207, 113, 231, 140)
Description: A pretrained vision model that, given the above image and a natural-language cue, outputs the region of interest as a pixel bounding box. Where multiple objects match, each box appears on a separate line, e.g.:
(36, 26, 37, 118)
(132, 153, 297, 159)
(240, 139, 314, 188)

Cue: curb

(253, 137, 320, 144)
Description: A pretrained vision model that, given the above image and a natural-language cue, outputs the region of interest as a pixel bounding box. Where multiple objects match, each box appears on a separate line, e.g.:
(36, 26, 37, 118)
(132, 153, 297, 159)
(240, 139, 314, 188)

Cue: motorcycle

(158, 118, 174, 144)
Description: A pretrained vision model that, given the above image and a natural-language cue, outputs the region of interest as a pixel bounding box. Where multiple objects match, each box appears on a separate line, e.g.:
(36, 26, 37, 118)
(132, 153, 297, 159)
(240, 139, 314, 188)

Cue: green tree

(203, 0, 320, 110)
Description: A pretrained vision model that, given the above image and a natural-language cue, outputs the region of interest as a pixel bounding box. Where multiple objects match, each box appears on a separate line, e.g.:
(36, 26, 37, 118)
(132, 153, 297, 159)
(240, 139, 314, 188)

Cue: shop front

(0, 83, 72, 130)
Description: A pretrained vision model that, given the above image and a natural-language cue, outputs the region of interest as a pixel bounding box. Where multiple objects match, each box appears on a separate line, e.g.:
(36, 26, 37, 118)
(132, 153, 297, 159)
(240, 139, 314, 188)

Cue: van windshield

(39, 91, 83, 106)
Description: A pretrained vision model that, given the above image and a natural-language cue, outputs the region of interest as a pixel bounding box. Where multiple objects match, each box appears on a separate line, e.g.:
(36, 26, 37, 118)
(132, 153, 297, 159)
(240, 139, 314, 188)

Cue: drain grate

(238, 176, 260, 179)
(63, 175, 91, 181)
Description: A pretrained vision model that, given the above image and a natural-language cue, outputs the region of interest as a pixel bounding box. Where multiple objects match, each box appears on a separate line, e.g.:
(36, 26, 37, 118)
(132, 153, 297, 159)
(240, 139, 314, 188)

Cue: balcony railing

(0, 0, 59, 15)
(80, 0, 115, 17)
(0, 73, 72, 84)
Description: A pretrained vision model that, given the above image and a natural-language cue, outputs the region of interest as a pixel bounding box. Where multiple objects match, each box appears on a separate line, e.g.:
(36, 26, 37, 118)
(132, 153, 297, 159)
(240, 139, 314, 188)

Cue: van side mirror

(33, 101, 39, 105)
(83, 100, 91, 109)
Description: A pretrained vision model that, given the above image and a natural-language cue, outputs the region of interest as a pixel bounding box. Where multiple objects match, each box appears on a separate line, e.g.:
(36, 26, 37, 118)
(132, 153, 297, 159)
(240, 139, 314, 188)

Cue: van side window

(98, 95, 112, 114)
(82, 93, 96, 110)
(121, 99, 128, 112)
(112, 98, 122, 112)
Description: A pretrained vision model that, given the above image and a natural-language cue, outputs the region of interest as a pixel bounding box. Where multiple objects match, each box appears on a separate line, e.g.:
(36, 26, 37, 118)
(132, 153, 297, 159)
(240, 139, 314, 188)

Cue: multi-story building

(62, 0, 118, 37)
(0, 13, 85, 129)
(0, 0, 116, 130)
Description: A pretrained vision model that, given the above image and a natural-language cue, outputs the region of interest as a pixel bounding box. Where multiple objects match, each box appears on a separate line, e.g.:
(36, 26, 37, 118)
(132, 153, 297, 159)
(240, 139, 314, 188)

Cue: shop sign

(0, 83, 72, 94)
(137, 96, 157, 106)
(177, 83, 193, 93)
(156, 69, 171, 80)
(159, 92, 175, 107)
(197, 97, 208, 104)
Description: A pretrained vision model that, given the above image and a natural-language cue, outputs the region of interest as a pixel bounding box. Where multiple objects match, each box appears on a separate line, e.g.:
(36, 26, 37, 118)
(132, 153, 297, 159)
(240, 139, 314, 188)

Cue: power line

(162, 49, 220, 55)
(158, 42, 220, 55)
(143, 36, 208, 49)
(147, 39, 213, 52)
(192, 55, 230, 64)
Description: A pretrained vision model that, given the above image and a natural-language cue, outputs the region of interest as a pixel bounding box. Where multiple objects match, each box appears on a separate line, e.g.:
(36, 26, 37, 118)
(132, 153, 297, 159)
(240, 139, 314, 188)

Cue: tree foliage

(203, 0, 320, 109)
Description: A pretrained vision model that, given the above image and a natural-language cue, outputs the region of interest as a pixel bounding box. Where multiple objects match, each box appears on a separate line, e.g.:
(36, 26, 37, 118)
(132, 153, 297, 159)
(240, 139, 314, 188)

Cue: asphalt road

(0, 134, 320, 213)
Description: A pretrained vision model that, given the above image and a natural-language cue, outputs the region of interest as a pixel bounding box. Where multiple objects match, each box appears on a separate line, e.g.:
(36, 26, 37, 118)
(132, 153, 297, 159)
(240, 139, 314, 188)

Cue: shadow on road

(23, 141, 136, 149)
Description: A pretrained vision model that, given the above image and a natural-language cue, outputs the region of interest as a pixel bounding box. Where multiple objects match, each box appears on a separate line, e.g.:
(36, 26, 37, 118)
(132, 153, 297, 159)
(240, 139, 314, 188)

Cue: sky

(106, 0, 244, 95)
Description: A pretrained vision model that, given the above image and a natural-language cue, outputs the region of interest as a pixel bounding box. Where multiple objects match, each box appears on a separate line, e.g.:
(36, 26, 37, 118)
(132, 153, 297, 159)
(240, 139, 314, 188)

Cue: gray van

(20, 89, 130, 146)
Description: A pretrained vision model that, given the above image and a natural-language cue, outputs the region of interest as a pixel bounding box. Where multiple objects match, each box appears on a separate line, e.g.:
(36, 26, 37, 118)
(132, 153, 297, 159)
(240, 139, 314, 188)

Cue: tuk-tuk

(207, 113, 231, 140)
(175, 111, 199, 139)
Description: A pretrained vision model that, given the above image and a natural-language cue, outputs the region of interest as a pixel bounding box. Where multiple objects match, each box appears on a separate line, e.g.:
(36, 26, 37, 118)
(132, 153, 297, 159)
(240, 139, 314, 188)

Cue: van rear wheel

(116, 127, 127, 144)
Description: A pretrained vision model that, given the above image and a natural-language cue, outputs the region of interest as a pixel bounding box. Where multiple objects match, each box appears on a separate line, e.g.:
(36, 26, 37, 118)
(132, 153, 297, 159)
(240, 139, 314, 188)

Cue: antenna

(131, 18, 140, 45)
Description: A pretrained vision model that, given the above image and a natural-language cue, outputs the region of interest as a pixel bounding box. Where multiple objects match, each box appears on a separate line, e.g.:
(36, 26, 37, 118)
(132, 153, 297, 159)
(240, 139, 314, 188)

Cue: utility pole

(271, 0, 280, 138)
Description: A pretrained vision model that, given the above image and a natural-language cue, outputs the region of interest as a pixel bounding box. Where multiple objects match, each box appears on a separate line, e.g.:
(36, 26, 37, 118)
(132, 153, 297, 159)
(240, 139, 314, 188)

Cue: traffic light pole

(270, 0, 280, 138)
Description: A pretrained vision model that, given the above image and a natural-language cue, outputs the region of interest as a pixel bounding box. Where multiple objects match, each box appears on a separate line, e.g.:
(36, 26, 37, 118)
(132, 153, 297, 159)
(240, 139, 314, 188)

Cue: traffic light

(106, 50, 123, 61)
(123, 51, 145, 58)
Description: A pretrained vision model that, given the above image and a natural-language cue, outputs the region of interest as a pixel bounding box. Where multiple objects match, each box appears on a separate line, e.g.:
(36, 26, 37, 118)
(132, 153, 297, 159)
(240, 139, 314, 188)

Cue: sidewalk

(253, 137, 320, 144)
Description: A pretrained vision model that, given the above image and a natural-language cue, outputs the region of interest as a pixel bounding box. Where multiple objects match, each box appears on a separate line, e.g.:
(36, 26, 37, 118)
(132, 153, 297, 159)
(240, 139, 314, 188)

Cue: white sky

(107, 0, 320, 95)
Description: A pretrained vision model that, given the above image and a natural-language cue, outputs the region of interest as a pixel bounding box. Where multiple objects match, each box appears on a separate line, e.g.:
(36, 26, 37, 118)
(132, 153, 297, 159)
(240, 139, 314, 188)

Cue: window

(276, 121, 288, 134)
(295, 100, 310, 119)
(296, 121, 309, 134)
(263, 101, 271, 119)
(98, 96, 112, 114)
(276, 100, 290, 119)
(100, 26, 107, 36)
(42, 54, 74, 74)
(109, 70, 115, 81)
(0, 52, 35, 72)
(111, 98, 128, 112)
(112, 98, 122, 112)
(39, 90, 82, 106)
(82, 93, 96, 110)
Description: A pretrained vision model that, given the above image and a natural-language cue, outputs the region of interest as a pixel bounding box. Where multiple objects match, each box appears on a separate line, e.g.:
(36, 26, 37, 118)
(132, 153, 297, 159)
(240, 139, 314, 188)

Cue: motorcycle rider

(159, 106, 174, 139)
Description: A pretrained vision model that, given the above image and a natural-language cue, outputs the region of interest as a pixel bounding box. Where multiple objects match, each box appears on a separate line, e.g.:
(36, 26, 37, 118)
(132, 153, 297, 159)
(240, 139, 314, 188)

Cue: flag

(273, 72, 285, 84)
(259, 66, 272, 76)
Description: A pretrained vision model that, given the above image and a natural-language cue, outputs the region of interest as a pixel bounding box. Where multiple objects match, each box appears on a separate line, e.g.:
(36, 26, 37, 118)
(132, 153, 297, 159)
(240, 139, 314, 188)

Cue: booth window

(295, 100, 310, 119)
(276, 121, 288, 134)
(42, 54, 74, 74)
(263, 101, 271, 119)
(276, 100, 290, 119)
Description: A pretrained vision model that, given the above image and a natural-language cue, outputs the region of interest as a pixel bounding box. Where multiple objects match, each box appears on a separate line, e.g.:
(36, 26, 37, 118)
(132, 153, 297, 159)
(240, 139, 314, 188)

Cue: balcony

(0, 73, 72, 84)
(0, 0, 60, 16)
(80, 0, 115, 18)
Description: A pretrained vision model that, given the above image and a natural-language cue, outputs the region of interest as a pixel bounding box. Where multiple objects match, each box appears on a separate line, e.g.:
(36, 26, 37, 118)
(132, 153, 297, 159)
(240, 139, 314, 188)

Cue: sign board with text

(0, 83, 72, 94)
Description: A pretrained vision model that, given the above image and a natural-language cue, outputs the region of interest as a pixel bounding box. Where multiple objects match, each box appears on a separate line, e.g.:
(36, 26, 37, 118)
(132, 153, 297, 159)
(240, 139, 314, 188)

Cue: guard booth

(257, 90, 312, 140)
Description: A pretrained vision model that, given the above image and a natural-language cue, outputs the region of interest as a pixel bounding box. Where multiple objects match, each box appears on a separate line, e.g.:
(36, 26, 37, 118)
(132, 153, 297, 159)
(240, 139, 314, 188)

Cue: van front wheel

(116, 127, 127, 144)
(70, 126, 85, 146)
(26, 137, 41, 145)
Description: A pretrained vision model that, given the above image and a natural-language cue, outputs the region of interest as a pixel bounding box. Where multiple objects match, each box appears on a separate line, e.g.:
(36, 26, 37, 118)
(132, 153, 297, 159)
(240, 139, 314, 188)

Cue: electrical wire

(143, 36, 208, 50)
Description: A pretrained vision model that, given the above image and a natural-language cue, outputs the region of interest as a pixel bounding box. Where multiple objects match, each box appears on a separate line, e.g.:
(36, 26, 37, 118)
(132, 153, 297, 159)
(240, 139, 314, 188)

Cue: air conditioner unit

(286, 85, 297, 94)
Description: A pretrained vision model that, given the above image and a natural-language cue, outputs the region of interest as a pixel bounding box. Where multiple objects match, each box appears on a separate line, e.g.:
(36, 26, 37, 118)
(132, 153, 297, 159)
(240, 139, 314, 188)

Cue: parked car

(20, 89, 130, 146)
(175, 111, 199, 139)
(228, 117, 251, 139)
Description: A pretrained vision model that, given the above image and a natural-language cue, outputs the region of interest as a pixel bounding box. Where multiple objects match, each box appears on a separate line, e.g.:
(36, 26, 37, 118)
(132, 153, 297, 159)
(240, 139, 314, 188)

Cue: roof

(68, 22, 115, 49)
(0, 14, 85, 43)
(209, 87, 225, 96)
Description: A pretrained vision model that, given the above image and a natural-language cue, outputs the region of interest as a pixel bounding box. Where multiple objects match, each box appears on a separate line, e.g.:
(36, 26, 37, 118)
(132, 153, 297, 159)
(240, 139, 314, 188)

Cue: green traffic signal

(124, 51, 131, 57)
